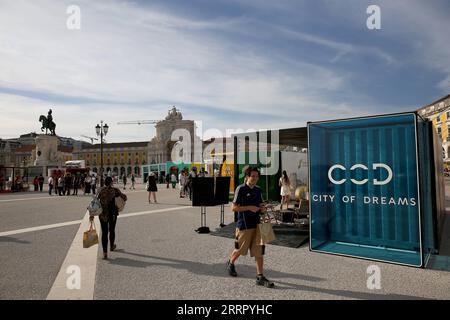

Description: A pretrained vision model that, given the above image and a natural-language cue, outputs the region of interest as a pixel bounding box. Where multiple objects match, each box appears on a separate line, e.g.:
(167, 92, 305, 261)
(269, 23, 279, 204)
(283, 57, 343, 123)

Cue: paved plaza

(0, 183, 449, 300)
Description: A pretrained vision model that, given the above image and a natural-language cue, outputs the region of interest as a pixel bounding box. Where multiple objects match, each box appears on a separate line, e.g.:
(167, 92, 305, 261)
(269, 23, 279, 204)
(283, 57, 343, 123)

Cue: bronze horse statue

(39, 115, 56, 135)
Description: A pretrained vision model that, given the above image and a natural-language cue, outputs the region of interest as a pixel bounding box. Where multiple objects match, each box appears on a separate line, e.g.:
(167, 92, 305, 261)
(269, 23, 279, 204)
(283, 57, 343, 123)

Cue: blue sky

(0, 0, 449, 142)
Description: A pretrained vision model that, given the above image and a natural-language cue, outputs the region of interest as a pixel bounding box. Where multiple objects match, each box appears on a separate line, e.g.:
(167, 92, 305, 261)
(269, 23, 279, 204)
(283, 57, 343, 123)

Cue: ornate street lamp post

(95, 121, 109, 187)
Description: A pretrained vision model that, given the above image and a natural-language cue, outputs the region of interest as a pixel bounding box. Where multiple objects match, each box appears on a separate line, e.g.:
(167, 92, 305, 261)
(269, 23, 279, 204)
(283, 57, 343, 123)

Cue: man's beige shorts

(235, 227, 263, 257)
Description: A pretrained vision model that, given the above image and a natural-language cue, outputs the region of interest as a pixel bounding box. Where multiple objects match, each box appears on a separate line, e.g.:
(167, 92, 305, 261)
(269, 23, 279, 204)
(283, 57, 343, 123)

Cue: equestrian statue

(39, 109, 56, 135)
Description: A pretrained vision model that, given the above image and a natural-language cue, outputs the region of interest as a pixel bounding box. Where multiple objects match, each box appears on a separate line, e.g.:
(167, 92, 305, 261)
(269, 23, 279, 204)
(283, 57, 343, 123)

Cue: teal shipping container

(308, 113, 446, 267)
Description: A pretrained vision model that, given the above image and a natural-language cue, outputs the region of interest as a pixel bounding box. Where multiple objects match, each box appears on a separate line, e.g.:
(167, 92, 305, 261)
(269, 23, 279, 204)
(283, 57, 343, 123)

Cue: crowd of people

(0, 174, 33, 192)
(164, 167, 210, 200)
(32, 175, 45, 192)
(120, 173, 136, 190)
(40, 172, 141, 197)
(47, 172, 99, 196)
(141, 167, 211, 203)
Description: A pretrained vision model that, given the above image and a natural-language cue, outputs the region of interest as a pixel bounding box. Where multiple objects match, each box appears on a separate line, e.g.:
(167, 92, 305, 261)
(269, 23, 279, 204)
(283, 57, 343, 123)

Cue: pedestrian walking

(65, 173, 72, 196)
(57, 176, 64, 196)
(186, 167, 197, 200)
(38, 174, 44, 192)
(72, 174, 80, 195)
(165, 173, 170, 189)
(84, 174, 92, 195)
(146, 172, 158, 203)
(33, 176, 39, 192)
(122, 174, 127, 190)
(130, 174, 136, 190)
(170, 172, 177, 189)
(226, 167, 274, 288)
(47, 176, 54, 195)
(91, 174, 97, 195)
(179, 170, 187, 198)
(80, 174, 85, 195)
(89, 176, 127, 260)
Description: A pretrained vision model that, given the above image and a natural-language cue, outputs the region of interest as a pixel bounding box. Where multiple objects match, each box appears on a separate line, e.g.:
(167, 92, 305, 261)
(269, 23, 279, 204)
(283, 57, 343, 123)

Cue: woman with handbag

(89, 176, 127, 259)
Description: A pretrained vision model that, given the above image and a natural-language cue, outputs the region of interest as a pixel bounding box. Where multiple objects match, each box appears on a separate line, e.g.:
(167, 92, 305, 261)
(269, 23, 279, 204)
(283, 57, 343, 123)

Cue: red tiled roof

(13, 145, 74, 153)
(14, 145, 36, 152)
(58, 146, 73, 153)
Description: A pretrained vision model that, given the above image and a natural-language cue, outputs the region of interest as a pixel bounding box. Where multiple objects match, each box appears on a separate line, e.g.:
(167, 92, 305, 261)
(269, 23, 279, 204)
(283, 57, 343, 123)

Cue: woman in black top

(146, 172, 158, 203)
(90, 176, 127, 259)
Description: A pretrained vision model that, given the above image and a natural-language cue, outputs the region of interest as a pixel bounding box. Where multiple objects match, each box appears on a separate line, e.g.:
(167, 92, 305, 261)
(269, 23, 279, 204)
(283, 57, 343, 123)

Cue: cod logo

(328, 163, 393, 186)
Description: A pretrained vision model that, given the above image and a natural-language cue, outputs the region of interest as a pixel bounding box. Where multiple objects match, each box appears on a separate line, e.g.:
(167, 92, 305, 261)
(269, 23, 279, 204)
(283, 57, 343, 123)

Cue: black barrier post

(220, 204, 226, 227)
(195, 206, 210, 234)
(202, 206, 206, 226)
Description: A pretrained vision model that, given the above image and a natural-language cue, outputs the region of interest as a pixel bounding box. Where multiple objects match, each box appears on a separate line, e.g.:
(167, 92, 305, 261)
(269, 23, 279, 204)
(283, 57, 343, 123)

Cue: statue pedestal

(34, 135, 59, 168)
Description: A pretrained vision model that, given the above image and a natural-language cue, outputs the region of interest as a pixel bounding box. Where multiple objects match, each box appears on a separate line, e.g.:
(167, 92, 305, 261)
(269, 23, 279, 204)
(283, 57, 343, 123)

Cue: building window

(437, 127, 442, 135)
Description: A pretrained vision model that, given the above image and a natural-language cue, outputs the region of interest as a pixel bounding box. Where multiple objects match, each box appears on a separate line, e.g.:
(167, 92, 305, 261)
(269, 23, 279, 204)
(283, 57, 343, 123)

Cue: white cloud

(276, 26, 395, 64)
(0, 93, 160, 142)
(0, 0, 355, 139)
(0, 0, 447, 143)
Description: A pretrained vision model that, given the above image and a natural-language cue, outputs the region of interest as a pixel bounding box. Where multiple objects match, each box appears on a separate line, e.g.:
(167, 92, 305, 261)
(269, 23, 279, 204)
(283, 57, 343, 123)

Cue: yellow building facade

(73, 141, 148, 177)
(417, 94, 450, 161)
(431, 110, 450, 142)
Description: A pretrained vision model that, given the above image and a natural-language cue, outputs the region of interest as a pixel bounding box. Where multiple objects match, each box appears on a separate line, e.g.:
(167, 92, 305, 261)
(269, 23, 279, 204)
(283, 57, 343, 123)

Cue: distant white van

(65, 160, 86, 169)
